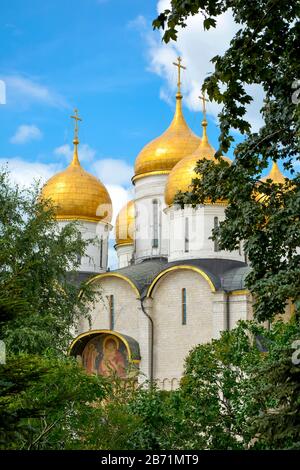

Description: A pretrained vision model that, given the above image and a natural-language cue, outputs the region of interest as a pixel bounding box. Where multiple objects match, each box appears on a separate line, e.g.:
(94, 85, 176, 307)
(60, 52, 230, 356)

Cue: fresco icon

(82, 334, 128, 378)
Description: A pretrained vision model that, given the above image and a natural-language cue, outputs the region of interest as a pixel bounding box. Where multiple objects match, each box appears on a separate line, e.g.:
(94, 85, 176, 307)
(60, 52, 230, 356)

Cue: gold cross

(199, 90, 209, 121)
(70, 108, 82, 140)
(172, 56, 186, 93)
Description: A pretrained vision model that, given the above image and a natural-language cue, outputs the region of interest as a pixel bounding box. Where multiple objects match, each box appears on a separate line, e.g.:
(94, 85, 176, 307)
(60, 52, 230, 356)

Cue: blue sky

(0, 0, 287, 266)
(0, 1, 166, 166)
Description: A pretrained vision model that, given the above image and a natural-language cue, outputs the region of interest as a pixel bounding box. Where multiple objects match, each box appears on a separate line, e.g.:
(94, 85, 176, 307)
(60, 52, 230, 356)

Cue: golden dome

(133, 93, 200, 182)
(261, 162, 286, 184)
(42, 139, 112, 223)
(115, 200, 135, 246)
(255, 162, 288, 202)
(165, 120, 231, 205)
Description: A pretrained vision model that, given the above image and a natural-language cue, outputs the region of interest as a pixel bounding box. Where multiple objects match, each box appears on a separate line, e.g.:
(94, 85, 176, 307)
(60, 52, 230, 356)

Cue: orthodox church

(41, 59, 290, 389)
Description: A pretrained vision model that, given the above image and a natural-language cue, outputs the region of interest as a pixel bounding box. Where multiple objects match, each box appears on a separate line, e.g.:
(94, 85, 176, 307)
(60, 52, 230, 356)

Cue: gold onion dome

(255, 162, 287, 202)
(261, 162, 286, 184)
(133, 57, 200, 182)
(41, 110, 112, 223)
(165, 117, 231, 206)
(115, 200, 135, 246)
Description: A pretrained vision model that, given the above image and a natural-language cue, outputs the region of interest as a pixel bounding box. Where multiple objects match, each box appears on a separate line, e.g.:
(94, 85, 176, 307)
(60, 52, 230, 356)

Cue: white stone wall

(228, 293, 252, 328)
(167, 205, 245, 262)
(150, 269, 214, 388)
(134, 174, 169, 260)
(58, 219, 110, 273)
(115, 243, 134, 268)
(212, 291, 228, 339)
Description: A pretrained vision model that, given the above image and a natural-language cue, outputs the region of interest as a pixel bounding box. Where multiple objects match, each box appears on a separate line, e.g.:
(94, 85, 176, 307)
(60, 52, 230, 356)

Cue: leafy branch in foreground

(0, 169, 99, 354)
(154, 0, 300, 320)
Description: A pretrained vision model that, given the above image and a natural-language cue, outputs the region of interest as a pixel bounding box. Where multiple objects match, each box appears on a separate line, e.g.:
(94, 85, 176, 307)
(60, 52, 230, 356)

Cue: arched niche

(69, 329, 141, 379)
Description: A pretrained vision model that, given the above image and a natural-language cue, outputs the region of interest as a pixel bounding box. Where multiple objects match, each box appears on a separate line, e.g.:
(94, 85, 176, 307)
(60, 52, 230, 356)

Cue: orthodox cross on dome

(172, 56, 186, 95)
(199, 90, 209, 122)
(70, 108, 82, 143)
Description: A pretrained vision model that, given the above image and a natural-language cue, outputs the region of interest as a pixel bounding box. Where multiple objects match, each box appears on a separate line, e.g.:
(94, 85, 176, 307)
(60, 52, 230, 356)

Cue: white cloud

(0, 157, 61, 188)
(54, 143, 96, 162)
(92, 158, 133, 186)
(134, 2, 264, 132)
(10, 124, 42, 144)
(54, 144, 72, 160)
(3, 75, 68, 109)
(127, 14, 147, 30)
(106, 184, 133, 226)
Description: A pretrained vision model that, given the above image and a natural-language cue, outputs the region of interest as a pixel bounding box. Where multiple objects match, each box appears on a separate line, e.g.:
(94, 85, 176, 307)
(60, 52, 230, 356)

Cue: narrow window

(214, 216, 219, 252)
(182, 288, 187, 325)
(77, 232, 82, 264)
(100, 236, 103, 268)
(184, 217, 189, 253)
(152, 199, 159, 248)
(109, 295, 115, 330)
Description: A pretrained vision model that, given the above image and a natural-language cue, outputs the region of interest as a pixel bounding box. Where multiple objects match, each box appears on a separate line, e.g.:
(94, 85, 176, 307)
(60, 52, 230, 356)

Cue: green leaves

(0, 170, 99, 355)
(178, 320, 300, 449)
(0, 355, 107, 450)
(203, 17, 216, 30)
(155, 0, 300, 321)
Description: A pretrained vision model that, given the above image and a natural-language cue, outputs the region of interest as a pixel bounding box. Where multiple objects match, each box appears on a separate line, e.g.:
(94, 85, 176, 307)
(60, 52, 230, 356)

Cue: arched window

(152, 199, 159, 248)
(182, 288, 187, 325)
(184, 217, 189, 253)
(77, 232, 82, 264)
(214, 216, 219, 252)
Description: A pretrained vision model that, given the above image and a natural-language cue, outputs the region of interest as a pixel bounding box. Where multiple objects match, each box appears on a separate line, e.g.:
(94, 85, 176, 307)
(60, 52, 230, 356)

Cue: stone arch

(171, 378, 179, 390)
(146, 265, 216, 298)
(162, 378, 170, 390)
(69, 329, 141, 378)
(85, 272, 140, 298)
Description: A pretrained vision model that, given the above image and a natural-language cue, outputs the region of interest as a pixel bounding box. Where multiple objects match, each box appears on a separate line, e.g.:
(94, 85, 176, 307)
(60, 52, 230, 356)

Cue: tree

(0, 169, 98, 355)
(177, 320, 300, 449)
(0, 355, 107, 450)
(0, 169, 107, 449)
(153, 0, 300, 321)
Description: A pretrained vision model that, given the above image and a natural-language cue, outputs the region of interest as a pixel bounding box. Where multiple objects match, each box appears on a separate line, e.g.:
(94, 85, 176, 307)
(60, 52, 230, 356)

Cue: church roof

(112, 258, 248, 297)
(75, 258, 250, 296)
(221, 265, 251, 292)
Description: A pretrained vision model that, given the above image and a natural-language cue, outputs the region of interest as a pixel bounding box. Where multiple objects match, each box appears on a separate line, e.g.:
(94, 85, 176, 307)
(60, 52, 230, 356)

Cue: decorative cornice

(132, 170, 170, 184)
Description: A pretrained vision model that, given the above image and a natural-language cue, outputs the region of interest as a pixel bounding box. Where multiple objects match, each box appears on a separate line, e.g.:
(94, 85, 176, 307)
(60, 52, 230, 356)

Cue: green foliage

(127, 387, 179, 450)
(0, 169, 98, 354)
(154, 0, 300, 321)
(0, 354, 108, 450)
(0, 170, 107, 449)
(177, 320, 300, 449)
(93, 321, 300, 451)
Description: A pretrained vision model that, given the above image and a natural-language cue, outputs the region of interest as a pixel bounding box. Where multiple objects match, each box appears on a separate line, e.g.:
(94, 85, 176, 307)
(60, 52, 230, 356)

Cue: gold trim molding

(86, 272, 140, 297)
(132, 170, 170, 184)
(68, 329, 140, 364)
(147, 265, 216, 297)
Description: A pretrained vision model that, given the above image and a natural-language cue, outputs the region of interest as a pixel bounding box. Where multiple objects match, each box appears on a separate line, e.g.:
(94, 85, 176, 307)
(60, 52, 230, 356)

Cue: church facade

(41, 61, 290, 389)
